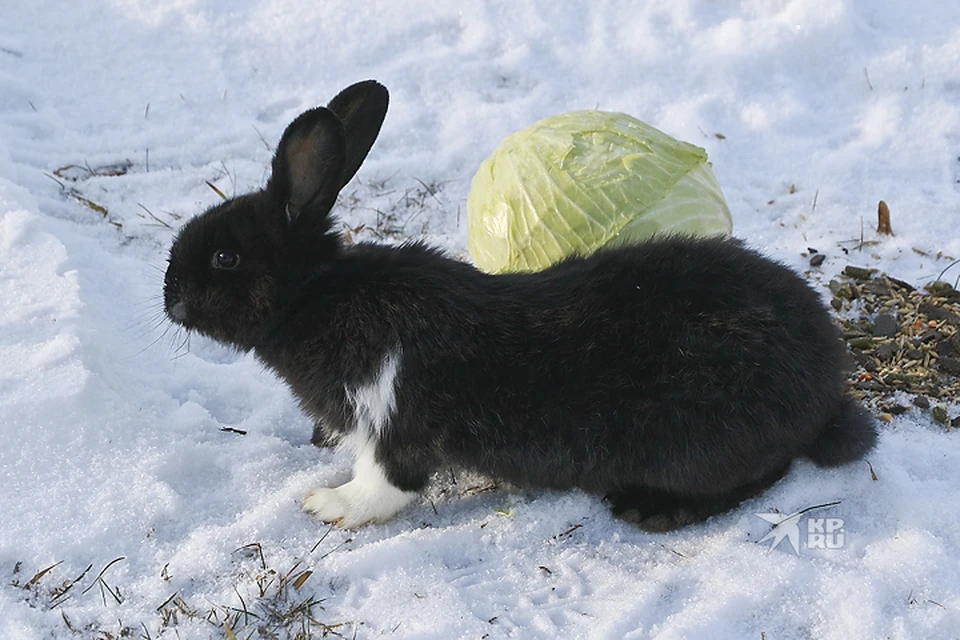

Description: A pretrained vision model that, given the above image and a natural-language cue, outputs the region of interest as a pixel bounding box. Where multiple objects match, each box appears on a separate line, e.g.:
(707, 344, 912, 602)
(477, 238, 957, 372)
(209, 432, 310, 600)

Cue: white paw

(303, 487, 350, 525)
(302, 480, 418, 528)
(303, 433, 420, 528)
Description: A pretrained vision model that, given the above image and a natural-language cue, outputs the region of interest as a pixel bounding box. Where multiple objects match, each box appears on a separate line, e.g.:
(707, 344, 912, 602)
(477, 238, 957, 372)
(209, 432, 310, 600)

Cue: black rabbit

(164, 80, 877, 531)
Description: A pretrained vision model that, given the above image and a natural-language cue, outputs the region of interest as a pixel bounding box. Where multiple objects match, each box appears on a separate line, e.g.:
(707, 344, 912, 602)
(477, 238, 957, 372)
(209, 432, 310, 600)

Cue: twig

(219, 426, 247, 435)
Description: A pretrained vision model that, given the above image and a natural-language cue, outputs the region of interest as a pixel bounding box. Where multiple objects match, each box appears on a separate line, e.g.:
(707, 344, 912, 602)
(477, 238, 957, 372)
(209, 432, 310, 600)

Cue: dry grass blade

(81, 557, 125, 595)
(235, 542, 267, 570)
(157, 591, 178, 611)
(310, 525, 335, 553)
(27, 560, 63, 587)
(68, 192, 108, 216)
(935, 258, 960, 286)
(292, 571, 312, 591)
(554, 523, 583, 539)
(138, 203, 173, 229)
(318, 538, 353, 560)
(61, 611, 75, 632)
(53, 161, 131, 181)
(206, 180, 228, 201)
(253, 125, 274, 152)
(49, 563, 94, 608)
(795, 500, 842, 516)
(412, 177, 442, 203)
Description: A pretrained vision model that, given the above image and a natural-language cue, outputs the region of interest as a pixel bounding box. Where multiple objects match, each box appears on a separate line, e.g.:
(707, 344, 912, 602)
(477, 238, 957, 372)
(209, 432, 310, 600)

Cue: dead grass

(337, 175, 457, 243)
(10, 533, 359, 640)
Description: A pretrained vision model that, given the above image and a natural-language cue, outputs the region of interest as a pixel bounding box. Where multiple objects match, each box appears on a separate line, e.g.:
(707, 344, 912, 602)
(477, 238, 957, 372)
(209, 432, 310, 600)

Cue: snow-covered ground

(2, 1, 960, 638)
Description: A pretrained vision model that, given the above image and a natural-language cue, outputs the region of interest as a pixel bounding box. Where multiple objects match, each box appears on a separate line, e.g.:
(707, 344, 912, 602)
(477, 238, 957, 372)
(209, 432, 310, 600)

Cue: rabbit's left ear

(326, 80, 389, 188)
(270, 106, 346, 225)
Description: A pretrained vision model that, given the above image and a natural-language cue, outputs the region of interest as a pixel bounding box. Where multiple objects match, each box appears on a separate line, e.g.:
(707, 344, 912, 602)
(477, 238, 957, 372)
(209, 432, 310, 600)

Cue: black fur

(164, 81, 877, 531)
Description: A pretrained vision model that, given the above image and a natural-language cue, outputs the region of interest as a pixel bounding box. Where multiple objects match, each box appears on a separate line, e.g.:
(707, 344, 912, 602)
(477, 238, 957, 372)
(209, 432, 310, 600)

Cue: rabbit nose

(168, 300, 188, 323)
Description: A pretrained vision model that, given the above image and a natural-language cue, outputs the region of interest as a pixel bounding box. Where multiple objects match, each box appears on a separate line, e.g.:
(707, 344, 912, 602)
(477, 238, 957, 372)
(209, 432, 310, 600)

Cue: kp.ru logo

(755, 501, 845, 554)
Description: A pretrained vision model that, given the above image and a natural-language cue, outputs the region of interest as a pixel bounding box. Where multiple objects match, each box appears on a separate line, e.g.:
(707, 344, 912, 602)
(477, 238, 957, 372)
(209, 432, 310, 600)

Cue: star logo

(756, 510, 804, 554)
(755, 501, 842, 555)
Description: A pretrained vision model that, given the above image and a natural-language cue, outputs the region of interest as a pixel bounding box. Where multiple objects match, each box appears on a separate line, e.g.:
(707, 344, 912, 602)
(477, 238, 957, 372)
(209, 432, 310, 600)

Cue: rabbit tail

(807, 396, 878, 467)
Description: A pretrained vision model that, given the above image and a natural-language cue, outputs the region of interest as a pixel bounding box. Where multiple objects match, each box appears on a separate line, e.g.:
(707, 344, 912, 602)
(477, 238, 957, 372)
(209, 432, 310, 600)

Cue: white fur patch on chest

(345, 347, 402, 439)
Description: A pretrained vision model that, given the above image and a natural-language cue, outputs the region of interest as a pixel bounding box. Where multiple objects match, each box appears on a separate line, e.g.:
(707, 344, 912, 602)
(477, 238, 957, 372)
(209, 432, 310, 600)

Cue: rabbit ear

(326, 80, 389, 188)
(270, 106, 347, 225)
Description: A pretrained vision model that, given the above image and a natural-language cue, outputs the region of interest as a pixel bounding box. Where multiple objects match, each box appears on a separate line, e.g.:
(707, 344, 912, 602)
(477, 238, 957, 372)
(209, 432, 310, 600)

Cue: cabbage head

(467, 110, 733, 273)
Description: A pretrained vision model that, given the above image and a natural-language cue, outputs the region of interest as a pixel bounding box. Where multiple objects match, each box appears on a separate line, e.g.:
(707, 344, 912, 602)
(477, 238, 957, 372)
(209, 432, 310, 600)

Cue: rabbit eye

(213, 250, 240, 270)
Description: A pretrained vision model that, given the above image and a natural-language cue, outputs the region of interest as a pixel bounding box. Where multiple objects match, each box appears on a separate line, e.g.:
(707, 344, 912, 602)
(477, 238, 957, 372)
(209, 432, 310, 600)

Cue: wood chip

(877, 200, 893, 235)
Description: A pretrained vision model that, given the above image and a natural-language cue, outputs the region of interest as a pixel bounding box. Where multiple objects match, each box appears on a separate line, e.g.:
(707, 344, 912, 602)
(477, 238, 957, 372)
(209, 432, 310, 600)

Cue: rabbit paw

(303, 488, 350, 526)
(303, 446, 418, 528)
(607, 487, 719, 532)
(304, 479, 417, 528)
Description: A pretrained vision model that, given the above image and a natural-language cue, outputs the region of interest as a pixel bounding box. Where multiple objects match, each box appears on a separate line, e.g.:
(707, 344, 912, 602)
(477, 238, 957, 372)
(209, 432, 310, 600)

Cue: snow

(2, 0, 960, 638)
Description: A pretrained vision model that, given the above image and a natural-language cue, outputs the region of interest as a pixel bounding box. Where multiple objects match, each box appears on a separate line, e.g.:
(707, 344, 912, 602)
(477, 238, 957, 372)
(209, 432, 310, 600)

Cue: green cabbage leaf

(467, 110, 733, 273)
